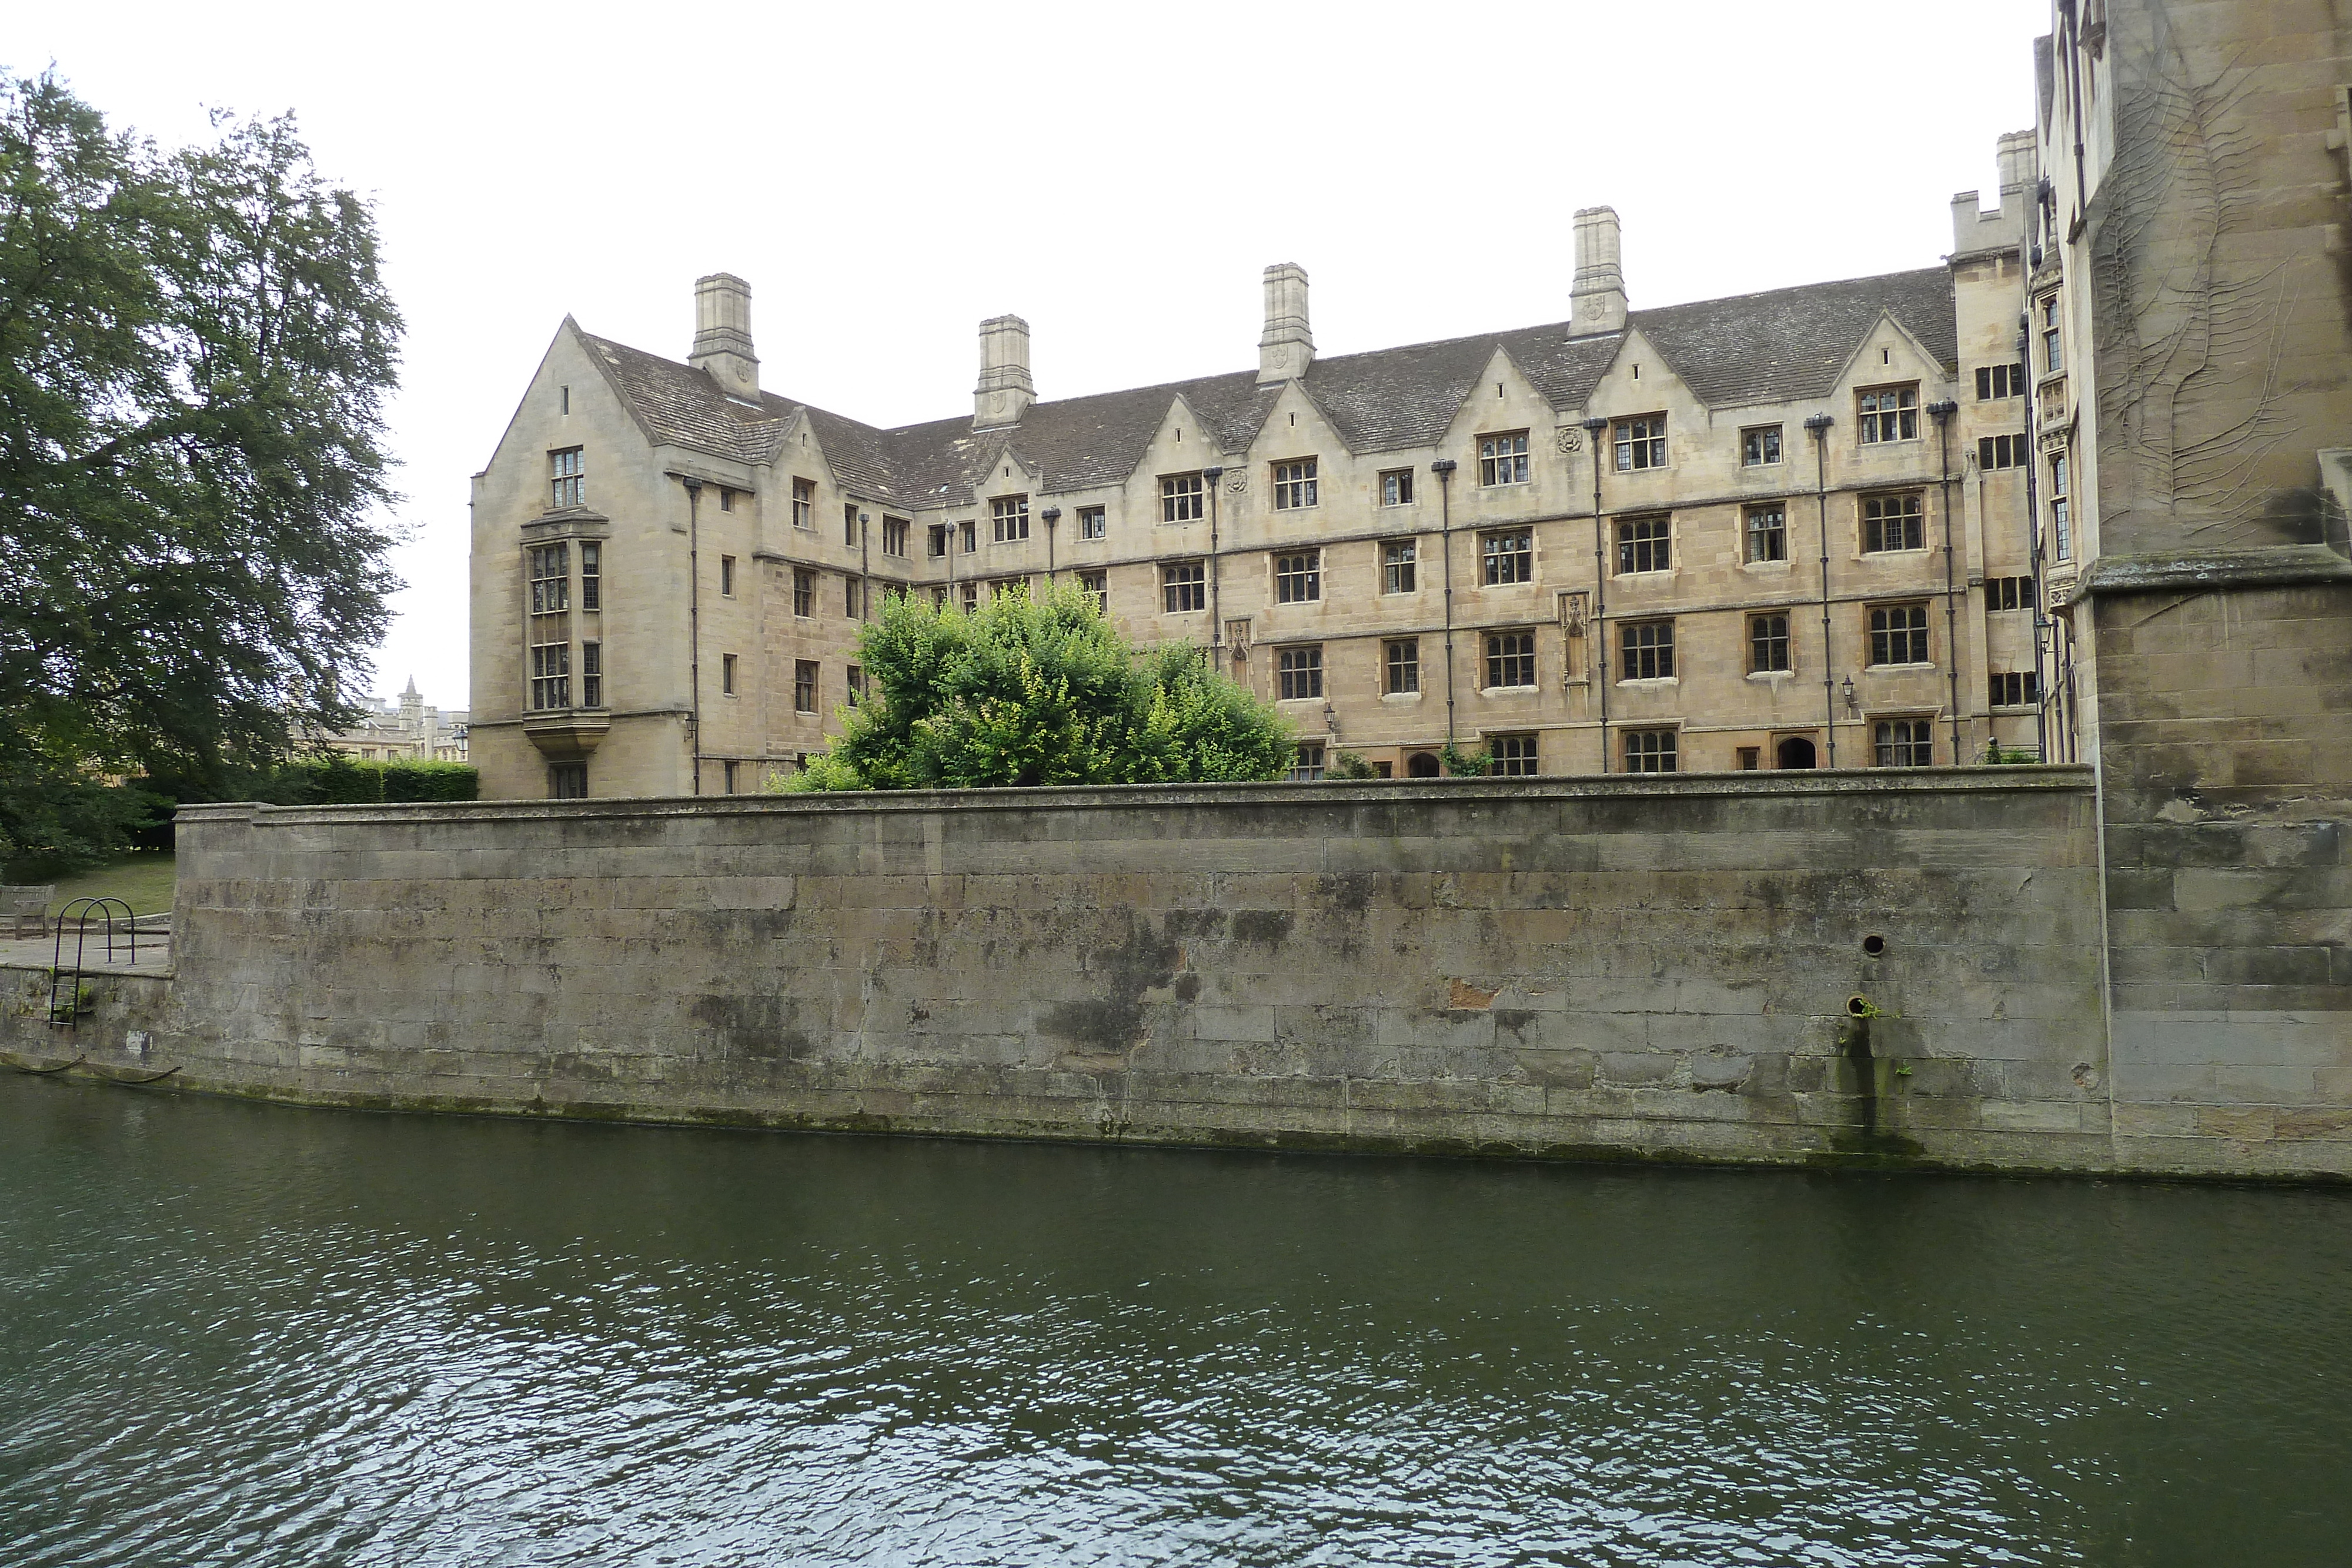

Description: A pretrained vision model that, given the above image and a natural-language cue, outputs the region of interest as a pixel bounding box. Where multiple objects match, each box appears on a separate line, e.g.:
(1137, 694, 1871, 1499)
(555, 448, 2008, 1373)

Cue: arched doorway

(1776, 735, 1818, 770)
(1406, 751, 1442, 778)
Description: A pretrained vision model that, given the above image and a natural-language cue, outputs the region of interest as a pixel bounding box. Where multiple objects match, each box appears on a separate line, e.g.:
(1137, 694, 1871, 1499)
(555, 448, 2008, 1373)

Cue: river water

(2, 1077, 2347, 1567)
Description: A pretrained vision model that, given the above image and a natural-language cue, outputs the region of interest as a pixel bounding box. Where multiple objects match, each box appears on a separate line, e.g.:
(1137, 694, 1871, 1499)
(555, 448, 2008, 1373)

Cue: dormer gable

(1439, 345, 1556, 450)
(1582, 326, 1699, 418)
(1830, 309, 1955, 399)
(773, 409, 843, 493)
(970, 444, 1043, 510)
(1129, 393, 1220, 484)
(1243, 377, 1348, 463)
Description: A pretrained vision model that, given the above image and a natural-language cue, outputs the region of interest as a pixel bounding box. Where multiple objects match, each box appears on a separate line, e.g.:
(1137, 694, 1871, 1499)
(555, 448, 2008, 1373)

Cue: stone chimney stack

(1571, 208, 1628, 336)
(690, 273, 760, 397)
(973, 315, 1035, 427)
(1997, 128, 2037, 196)
(1257, 262, 1315, 384)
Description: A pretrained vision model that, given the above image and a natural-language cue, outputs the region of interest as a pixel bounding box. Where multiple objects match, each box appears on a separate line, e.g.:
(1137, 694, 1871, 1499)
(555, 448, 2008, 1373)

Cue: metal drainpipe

(1581, 416, 1611, 772)
(682, 476, 703, 795)
(2063, 2, 2089, 243)
(2019, 319, 2050, 762)
(1042, 506, 1060, 587)
(1805, 414, 1837, 768)
(1202, 465, 1225, 661)
(1930, 399, 1962, 763)
(2055, 17, 2088, 768)
(858, 511, 870, 621)
(1432, 459, 1457, 744)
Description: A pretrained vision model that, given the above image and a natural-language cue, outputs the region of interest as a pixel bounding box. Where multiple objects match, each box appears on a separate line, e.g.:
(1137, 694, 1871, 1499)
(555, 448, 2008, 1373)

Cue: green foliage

(0, 733, 152, 875)
(0, 70, 403, 861)
(1439, 739, 1494, 777)
(1327, 750, 1378, 781)
(1983, 741, 2036, 765)
(379, 761, 478, 803)
(780, 584, 1295, 791)
(246, 756, 479, 804)
(299, 756, 478, 803)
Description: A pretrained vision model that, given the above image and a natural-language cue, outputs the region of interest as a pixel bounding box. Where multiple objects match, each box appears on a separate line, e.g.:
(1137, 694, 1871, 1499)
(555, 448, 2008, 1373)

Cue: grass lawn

(33, 853, 178, 918)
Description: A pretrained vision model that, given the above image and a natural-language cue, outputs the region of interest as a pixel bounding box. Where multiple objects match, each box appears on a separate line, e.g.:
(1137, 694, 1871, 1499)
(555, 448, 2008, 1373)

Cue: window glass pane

(1616, 516, 1670, 573)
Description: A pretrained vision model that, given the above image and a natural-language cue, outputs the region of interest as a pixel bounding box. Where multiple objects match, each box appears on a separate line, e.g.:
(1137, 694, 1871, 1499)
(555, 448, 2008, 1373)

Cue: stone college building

(470, 142, 2063, 798)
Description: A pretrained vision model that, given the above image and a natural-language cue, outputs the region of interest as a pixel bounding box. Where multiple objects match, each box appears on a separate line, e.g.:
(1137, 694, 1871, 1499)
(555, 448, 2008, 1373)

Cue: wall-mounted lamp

(1323, 700, 1341, 741)
(1842, 674, 1859, 716)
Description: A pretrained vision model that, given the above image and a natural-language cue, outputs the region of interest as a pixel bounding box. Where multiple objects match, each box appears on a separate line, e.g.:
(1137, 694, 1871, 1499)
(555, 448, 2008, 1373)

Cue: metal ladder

(47, 897, 136, 1029)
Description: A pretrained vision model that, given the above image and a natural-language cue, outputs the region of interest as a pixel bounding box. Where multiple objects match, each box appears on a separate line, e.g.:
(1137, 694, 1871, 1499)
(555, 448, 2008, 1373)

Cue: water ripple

(3, 1078, 2350, 1565)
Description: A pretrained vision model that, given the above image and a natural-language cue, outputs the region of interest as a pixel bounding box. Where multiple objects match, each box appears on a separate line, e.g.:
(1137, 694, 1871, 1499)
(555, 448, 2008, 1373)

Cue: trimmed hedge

(114, 757, 477, 851)
(276, 757, 479, 804)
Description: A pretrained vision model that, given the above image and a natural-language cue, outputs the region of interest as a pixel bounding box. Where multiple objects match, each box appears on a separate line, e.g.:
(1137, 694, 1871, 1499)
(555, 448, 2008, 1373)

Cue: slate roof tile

(579, 266, 1957, 509)
(1628, 268, 1958, 409)
(582, 333, 792, 464)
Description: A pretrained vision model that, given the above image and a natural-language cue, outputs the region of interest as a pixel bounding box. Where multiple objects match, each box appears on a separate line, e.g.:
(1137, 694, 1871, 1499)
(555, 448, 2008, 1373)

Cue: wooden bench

(4, 885, 55, 939)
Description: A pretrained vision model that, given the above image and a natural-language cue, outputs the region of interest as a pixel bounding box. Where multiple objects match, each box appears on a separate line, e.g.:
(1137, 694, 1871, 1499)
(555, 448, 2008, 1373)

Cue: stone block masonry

(5, 770, 2208, 1176)
(2090, 577, 2352, 1178)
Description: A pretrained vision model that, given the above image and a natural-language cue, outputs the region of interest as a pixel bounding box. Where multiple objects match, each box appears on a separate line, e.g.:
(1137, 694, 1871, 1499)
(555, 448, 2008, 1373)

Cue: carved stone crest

(1225, 470, 1248, 494)
(1553, 427, 1582, 453)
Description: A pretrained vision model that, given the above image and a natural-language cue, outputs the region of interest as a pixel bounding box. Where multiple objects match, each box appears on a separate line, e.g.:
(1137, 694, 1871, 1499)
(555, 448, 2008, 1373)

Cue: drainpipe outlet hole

(1846, 995, 1872, 1017)
(1862, 934, 1886, 957)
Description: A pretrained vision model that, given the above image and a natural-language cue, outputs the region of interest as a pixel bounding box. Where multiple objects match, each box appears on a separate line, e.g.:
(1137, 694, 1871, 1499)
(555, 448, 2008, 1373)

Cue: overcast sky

(13, 0, 2053, 712)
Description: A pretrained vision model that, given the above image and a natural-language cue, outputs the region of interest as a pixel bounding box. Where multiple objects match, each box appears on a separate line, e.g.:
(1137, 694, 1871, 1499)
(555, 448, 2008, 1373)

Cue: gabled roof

(1628, 268, 1957, 409)
(581, 331, 794, 464)
(575, 266, 1957, 509)
(867, 372, 1284, 503)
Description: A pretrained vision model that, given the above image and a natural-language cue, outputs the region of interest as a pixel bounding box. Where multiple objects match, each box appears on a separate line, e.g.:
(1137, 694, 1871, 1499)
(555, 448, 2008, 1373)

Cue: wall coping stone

(172, 767, 2097, 829)
(2074, 545, 2352, 599)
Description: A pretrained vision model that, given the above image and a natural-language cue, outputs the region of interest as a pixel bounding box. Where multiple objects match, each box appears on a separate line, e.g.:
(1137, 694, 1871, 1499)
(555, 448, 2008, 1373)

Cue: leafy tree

(0, 70, 403, 868)
(0, 726, 153, 870)
(785, 584, 1296, 791)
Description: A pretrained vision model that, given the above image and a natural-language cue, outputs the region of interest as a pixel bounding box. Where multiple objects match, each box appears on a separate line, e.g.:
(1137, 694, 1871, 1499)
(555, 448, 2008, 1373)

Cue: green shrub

(782, 583, 1294, 791)
(1438, 739, 1493, 777)
(252, 756, 480, 803)
(381, 761, 479, 801)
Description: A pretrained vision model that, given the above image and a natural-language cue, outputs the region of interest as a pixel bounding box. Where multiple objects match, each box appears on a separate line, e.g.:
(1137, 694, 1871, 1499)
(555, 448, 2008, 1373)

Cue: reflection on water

(1, 1076, 2347, 1566)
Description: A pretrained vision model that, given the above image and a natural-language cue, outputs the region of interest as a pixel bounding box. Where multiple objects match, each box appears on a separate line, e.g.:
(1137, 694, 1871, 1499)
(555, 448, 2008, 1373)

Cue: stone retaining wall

(2, 771, 2170, 1174)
